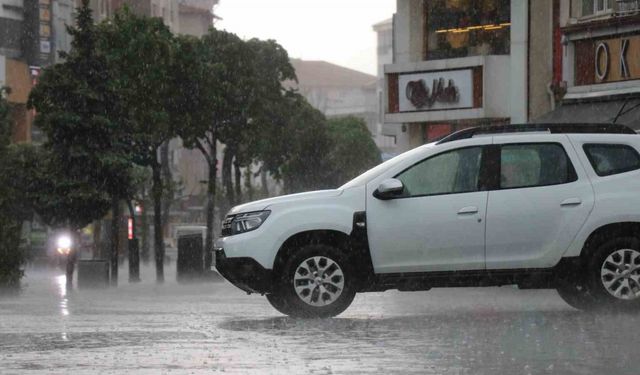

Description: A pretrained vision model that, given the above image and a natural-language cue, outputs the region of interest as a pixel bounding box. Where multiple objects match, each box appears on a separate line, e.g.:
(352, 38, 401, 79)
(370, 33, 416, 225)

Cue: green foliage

(242, 40, 297, 176)
(0, 91, 27, 288)
(0, 219, 22, 289)
(0, 87, 10, 152)
(95, 8, 177, 167)
(280, 94, 334, 193)
(173, 33, 222, 150)
(326, 116, 382, 186)
(95, 8, 197, 280)
(28, 0, 129, 230)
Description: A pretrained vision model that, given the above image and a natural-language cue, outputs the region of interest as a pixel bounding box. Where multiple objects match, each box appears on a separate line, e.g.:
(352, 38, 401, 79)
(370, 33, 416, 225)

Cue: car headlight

(223, 210, 271, 236)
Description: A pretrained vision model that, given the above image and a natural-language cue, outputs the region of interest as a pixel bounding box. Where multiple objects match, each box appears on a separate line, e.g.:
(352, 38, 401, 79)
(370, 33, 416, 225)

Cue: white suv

(215, 124, 640, 317)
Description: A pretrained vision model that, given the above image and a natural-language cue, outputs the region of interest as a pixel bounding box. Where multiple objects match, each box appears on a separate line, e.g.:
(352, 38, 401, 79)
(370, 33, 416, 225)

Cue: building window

(425, 0, 510, 60)
(582, 0, 612, 16)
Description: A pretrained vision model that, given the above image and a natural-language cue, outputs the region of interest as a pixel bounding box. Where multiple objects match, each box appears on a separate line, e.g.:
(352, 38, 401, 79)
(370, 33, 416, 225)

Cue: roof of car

(436, 123, 637, 144)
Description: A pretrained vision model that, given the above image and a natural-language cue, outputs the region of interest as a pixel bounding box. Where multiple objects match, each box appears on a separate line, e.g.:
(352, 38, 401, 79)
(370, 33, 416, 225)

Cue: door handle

(561, 198, 582, 207)
(458, 206, 479, 215)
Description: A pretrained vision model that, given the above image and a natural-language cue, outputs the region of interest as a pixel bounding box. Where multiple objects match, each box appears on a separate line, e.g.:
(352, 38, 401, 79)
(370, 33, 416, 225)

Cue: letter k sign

(621, 39, 630, 79)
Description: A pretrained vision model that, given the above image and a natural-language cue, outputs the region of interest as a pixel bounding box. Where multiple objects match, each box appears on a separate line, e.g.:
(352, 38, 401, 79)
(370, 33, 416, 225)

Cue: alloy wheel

(600, 249, 640, 300)
(293, 256, 345, 307)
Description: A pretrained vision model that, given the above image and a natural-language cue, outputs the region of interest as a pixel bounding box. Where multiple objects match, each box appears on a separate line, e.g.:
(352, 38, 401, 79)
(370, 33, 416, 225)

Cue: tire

(265, 293, 290, 316)
(556, 282, 596, 311)
(269, 244, 357, 318)
(585, 236, 640, 311)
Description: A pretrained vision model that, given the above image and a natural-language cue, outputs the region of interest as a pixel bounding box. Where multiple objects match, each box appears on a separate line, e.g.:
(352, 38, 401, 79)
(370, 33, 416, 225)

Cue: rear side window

(500, 143, 577, 189)
(583, 144, 640, 176)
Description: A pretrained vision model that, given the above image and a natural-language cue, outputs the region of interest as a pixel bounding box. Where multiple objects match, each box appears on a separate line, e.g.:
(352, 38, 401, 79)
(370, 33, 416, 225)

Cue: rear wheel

(556, 281, 596, 311)
(586, 237, 640, 311)
(269, 244, 356, 318)
(556, 260, 596, 311)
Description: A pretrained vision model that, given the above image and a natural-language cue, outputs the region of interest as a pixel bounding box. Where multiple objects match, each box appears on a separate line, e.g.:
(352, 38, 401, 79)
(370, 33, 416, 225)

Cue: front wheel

(269, 244, 356, 318)
(265, 292, 290, 315)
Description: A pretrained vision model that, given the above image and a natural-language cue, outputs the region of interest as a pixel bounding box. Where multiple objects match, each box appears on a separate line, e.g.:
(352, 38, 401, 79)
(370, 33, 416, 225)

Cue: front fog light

(231, 211, 270, 235)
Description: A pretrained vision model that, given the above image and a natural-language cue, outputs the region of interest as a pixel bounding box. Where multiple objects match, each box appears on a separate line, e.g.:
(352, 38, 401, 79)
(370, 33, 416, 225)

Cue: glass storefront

(425, 0, 511, 60)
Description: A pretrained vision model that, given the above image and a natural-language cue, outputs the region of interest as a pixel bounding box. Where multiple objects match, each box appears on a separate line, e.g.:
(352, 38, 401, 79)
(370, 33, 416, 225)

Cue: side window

(583, 144, 640, 176)
(500, 143, 577, 189)
(396, 147, 483, 197)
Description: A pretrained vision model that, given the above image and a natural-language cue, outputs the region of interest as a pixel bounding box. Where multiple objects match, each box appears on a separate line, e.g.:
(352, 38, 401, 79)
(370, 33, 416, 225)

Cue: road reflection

(55, 274, 70, 342)
(220, 310, 640, 374)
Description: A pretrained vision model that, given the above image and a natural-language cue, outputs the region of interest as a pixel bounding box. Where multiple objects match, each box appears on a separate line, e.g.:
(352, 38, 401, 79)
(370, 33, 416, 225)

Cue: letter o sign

(595, 42, 610, 81)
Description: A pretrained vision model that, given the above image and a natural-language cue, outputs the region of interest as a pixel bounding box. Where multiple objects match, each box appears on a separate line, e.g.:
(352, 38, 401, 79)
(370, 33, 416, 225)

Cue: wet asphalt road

(1, 265, 640, 374)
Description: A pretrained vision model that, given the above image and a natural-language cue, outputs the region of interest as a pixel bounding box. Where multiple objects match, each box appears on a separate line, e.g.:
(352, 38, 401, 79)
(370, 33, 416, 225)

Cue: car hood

(228, 189, 344, 215)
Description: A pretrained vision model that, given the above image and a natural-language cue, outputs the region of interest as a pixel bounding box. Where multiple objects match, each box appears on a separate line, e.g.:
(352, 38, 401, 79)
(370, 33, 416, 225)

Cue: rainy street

(1, 266, 640, 375)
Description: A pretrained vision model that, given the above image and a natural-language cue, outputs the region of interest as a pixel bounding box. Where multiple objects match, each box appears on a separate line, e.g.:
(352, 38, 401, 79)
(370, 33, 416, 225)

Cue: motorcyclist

(53, 233, 76, 288)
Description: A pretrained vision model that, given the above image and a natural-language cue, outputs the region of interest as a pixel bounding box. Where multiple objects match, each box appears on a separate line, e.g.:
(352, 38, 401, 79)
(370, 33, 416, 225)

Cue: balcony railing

(617, 0, 640, 15)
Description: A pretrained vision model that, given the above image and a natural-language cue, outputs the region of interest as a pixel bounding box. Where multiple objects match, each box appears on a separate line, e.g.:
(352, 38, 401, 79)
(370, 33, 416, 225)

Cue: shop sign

(39, 7, 51, 22)
(38, 0, 51, 65)
(39, 41, 51, 54)
(398, 69, 473, 112)
(576, 34, 640, 85)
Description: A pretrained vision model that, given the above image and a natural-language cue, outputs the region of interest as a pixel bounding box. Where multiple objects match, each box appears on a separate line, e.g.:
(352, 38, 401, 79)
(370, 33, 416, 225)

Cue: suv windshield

(341, 143, 435, 189)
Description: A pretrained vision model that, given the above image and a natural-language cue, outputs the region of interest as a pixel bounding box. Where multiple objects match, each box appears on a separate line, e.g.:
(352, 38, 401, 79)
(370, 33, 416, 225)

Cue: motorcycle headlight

(227, 210, 271, 236)
(56, 235, 72, 249)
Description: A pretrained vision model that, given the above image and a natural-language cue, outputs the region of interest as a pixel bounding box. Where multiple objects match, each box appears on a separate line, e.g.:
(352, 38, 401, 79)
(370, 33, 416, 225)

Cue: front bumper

(215, 249, 273, 294)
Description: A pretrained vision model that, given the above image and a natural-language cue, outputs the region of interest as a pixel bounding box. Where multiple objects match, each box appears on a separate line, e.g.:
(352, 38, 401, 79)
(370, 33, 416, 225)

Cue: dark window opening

(425, 0, 511, 60)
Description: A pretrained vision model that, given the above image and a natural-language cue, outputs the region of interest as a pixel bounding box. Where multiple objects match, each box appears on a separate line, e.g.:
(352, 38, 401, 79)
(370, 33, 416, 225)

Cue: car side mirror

(373, 178, 404, 200)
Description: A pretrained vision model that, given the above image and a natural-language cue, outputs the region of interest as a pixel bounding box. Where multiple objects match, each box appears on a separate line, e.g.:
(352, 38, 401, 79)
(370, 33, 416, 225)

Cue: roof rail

(436, 123, 636, 144)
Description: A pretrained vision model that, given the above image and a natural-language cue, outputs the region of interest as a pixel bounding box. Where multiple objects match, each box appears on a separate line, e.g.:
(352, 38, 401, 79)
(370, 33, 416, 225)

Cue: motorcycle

(54, 233, 77, 287)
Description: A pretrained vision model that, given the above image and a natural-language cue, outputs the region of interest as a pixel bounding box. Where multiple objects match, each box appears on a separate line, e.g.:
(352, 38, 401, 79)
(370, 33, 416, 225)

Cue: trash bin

(177, 234, 204, 281)
(77, 259, 110, 288)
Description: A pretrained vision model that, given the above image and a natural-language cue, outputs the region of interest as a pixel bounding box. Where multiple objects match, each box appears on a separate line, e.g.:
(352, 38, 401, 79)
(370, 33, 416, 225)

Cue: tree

(279, 94, 334, 193)
(234, 38, 297, 198)
(326, 116, 382, 186)
(96, 9, 178, 283)
(0, 87, 10, 152)
(177, 29, 251, 267)
(0, 87, 26, 289)
(28, 0, 133, 284)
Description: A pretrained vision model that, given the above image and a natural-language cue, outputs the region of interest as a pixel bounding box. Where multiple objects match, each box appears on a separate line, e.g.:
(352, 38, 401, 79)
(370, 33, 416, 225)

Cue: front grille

(221, 215, 234, 237)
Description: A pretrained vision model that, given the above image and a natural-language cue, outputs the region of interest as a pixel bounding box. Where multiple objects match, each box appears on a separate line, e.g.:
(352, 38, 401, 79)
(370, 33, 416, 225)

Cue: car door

(366, 139, 490, 274)
(485, 135, 595, 270)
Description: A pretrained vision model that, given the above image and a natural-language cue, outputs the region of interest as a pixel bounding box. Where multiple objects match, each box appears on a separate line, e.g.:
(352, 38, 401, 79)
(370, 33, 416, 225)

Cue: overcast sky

(215, 0, 396, 76)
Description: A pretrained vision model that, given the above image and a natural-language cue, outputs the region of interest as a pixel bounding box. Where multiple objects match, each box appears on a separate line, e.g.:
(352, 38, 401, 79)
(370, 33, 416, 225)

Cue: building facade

(373, 18, 404, 156)
(0, 0, 75, 143)
(0, 0, 30, 143)
(538, 0, 640, 129)
(384, 0, 557, 150)
(290, 59, 378, 139)
(177, 0, 217, 37)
